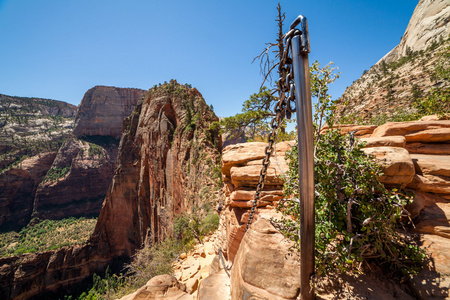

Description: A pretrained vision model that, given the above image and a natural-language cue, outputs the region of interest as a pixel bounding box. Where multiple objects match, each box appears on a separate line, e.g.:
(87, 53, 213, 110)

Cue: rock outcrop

(32, 138, 117, 220)
(0, 82, 222, 299)
(381, 0, 450, 63)
(31, 86, 144, 220)
(73, 86, 146, 139)
(218, 141, 292, 262)
(231, 217, 300, 300)
(0, 153, 57, 231)
(0, 94, 76, 171)
(217, 118, 450, 299)
(93, 80, 222, 258)
(334, 0, 449, 124)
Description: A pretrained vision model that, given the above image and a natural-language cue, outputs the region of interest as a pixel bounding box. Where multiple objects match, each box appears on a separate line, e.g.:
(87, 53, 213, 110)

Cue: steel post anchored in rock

(291, 15, 315, 300)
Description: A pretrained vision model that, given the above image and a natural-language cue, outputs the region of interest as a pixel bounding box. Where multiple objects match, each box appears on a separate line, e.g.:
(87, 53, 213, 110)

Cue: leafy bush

(277, 62, 425, 279)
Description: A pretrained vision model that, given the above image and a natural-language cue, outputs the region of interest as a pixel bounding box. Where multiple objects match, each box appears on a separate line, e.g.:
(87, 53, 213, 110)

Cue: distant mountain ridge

(0, 93, 77, 171)
(334, 0, 449, 124)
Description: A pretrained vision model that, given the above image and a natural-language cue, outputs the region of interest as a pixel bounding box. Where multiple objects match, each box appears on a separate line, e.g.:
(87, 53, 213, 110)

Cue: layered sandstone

(219, 118, 450, 299)
(218, 141, 292, 262)
(73, 86, 145, 139)
(334, 0, 450, 123)
(0, 153, 56, 231)
(93, 80, 221, 258)
(0, 82, 222, 299)
(381, 0, 450, 63)
(32, 86, 145, 220)
(33, 138, 117, 219)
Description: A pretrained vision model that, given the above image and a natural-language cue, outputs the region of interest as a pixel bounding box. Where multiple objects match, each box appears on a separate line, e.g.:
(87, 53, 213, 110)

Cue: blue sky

(0, 0, 417, 117)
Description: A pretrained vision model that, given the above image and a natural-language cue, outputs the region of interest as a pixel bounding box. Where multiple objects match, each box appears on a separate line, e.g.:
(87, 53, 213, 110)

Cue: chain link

(245, 30, 300, 232)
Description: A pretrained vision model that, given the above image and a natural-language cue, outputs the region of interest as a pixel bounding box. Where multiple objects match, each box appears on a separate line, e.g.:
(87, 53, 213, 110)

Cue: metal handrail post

(291, 18, 315, 300)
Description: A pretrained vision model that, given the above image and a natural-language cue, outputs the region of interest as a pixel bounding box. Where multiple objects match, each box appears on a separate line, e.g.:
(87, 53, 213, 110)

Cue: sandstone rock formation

(216, 117, 450, 299)
(93, 80, 221, 258)
(0, 82, 222, 299)
(231, 217, 300, 300)
(73, 86, 145, 139)
(381, 0, 450, 63)
(32, 138, 117, 220)
(31, 86, 144, 220)
(0, 153, 56, 231)
(0, 94, 76, 171)
(334, 0, 449, 123)
(119, 275, 191, 300)
(0, 243, 111, 300)
(219, 141, 292, 262)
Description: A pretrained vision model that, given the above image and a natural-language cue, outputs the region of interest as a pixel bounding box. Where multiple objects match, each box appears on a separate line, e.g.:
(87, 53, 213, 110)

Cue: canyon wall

(334, 0, 449, 124)
(0, 81, 222, 299)
(31, 86, 145, 220)
(73, 86, 146, 139)
(93, 80, 222, 258)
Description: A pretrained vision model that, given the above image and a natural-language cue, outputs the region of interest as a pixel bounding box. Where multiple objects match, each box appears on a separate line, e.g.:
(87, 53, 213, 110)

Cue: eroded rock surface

(0, 153, 56, 231)
(93, 81, 221, 258)
(33, 138, 117, 220)
(73, 86, 145, 139)
(0, 82, 222, 299)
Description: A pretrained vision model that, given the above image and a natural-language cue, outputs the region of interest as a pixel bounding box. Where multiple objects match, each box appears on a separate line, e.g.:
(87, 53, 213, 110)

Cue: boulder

(197, 273, 230, 300)
(410, 154, 450, 177)
(231, 217, 300, 300)
(419, 114, 449, 121)
(405, 142, 450, 155)
(124, 275, 191, 300)
(320, 124, 378, 137)
(362, 147, 415, 185)
(359, 136, 406, 148)
(371, 121, 450, 143)
(222, 141, 293, 179)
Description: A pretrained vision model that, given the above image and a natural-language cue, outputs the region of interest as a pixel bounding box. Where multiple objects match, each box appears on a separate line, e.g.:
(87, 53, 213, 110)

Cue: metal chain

(245, 30, 300, 232)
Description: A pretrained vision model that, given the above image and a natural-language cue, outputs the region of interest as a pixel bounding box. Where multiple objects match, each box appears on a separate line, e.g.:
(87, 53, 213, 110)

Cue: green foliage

(278, 62, 425, 279)
(88, 143, 104, 157)
(219, 86, 295, 142)
(413, 87, 449, 118)
(44, 166, 71, 182)
(70, 212, 220, 299)
(173, 212, 219, 245)
(0, 217, 97, 257)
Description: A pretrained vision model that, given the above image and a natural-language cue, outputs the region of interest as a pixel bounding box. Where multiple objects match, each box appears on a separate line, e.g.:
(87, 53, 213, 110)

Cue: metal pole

(291, 18, 315, 300)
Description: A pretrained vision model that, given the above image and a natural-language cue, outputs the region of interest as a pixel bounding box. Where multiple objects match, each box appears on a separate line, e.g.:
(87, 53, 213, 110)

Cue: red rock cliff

(32, 86, 144, 220)
(93, 80, 222, 258)
(73, 86, 146, 139)
(0, 82, 222, 299)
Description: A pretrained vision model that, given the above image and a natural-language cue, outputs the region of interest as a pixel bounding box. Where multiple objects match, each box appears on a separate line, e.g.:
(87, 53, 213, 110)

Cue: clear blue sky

(0, 0, 418, 118)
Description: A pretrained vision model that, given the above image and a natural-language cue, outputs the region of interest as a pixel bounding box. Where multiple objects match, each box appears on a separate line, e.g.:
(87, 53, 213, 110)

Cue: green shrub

(278, 61, 425, 280)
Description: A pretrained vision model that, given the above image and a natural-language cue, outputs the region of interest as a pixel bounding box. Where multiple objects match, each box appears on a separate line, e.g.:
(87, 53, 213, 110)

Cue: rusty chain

(245, 29, 300, 232)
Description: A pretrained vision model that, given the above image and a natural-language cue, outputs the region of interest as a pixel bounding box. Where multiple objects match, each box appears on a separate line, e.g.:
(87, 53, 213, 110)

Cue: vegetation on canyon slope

(337, 36, 450, 125)
(0, 94, 75, 172)
(0, 217, 97, 257)
(64, 211, 219, 300)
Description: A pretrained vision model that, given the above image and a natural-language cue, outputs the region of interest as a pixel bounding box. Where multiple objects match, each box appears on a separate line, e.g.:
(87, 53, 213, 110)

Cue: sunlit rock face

(73, 85, 145, 139)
